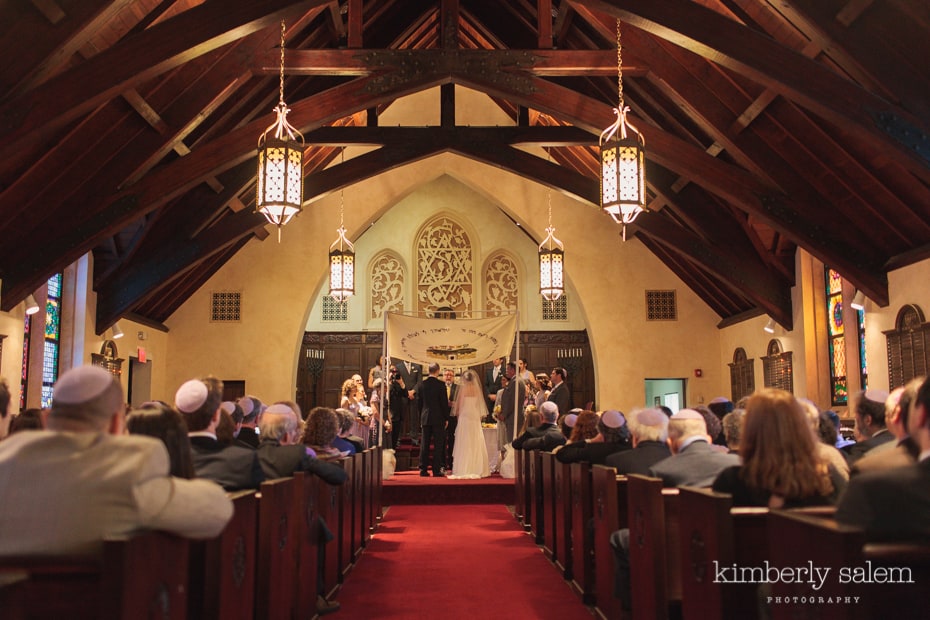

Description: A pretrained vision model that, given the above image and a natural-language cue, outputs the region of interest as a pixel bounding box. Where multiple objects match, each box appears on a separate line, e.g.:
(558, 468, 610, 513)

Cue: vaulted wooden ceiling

(1, 0, 928, 334)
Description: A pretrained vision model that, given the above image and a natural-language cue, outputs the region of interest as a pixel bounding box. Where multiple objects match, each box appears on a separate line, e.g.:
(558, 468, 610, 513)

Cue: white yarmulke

(601, 409, 626, 428)
(264, 403, 294, 417)
(175, 379, 208, 413)
(635, 408, 667, 426)
(671, 408, 704, 421)
(540, 401, 559, 417)
(53, 365, 116, 405)
(238, 396, 254, 417)
(709, 396, 730, 405)
(219, 401, 236, 416)
(563, 413, 578, 428)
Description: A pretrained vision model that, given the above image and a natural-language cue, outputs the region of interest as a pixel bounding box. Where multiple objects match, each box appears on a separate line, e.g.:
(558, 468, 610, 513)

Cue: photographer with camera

(387, 366, 409, 449)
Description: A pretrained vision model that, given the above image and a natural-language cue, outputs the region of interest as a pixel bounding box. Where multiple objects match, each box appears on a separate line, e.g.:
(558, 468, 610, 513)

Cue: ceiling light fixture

(111, 322, 124, 339)
(24, 294, 40, 316)
(539, 152, 564, 302)
(329, 148, 355, 302)
(763, 318, 776, 334)
(599, 18, 646, 240)
(256, 20, 304, 242)
(850, 290, 866, 311)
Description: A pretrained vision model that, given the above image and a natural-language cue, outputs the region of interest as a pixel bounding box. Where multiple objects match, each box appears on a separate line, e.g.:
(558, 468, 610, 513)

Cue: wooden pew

(340, 455, 356, 580)
(354, 450, 367, 558)
(317, 471, 343, 598)
(514, 448, 525, 523)
(554, 458, 574, 580)
(524, 448, 535, 532)
(592, 466, 627, 620)
(570, 461, 595, 604)
(0, 531, 190, 619)
(255, 477, 299, 620)
(540, 451, 556, 559)
(627, 474, 681, 620)
(188, 490, 257, 620)
(531, 451, 546, 545)
(295, 472, 321, 620)
(768, 511, 930, 620)
(677, 488, 837, 620)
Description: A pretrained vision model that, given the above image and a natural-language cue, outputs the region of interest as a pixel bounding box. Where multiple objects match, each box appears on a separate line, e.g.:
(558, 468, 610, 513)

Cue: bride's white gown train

(448, 395, 490, 479)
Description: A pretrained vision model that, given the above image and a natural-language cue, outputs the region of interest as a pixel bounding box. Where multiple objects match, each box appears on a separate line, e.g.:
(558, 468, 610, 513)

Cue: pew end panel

(255, 477, 299, 620)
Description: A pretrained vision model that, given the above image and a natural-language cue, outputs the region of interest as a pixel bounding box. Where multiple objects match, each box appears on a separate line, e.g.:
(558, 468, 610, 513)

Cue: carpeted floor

(382, 470, 515, 505)
(335, 504, 594, 619)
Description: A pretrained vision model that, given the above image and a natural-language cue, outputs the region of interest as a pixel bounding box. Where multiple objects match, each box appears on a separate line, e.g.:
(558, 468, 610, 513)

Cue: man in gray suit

(648, 408, 740, 487)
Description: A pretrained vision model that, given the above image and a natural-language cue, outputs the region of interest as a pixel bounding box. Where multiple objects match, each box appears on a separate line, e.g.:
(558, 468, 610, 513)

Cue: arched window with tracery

(415, 216, 473, 317)
(370, 252, 405, 320)
(728, 347, 754, 402)
(485, 252, 518, 316)
(884, 304, 930, 387)
(762, 339, 793, 393)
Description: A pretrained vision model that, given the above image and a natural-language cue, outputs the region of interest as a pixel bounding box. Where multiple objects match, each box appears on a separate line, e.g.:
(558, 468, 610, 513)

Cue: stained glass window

(41, 273, 62, 408)
(20, 314, 31, 410)
(857, 308, 868, 390)
(826, 268, 847, 405)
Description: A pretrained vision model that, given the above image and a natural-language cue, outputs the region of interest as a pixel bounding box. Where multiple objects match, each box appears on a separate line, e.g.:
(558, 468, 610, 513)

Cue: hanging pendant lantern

(256, 21, 304, 242)
(539, 153, 564, 301)
(329, 148, 354, 302)
(599, 18, 646, 241)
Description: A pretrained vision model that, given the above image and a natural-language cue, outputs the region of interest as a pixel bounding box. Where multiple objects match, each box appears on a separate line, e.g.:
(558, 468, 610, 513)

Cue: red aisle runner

(336, 504, 594, 619)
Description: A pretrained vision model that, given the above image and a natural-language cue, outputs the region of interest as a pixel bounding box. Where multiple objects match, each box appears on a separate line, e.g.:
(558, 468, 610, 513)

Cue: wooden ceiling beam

(95, 208, 266, 332)
(570, 0, 930, 182)
(459, 69, 889, 305)
(255, 48, 634, 76)
(0, 0, 329, 159)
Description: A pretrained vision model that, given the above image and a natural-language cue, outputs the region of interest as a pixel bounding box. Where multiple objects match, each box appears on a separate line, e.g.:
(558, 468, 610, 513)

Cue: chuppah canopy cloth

(384, 312, 517, 368)
(380, 311, 521, 446)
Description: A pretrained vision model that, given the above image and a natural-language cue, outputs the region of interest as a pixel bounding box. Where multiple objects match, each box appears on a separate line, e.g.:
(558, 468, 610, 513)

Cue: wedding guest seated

(836, 376, 930, 539)
(708, 397, 733, 447)
(178, 377, 264, 491)
(852, 379, 922, 476)
(696, 404, 728, 452)
(798, 398, 849, 480)
(235, 395, 263, 449)
(512, 401, 566, 451)
(843, 388, 893, 464)
(215, 406, 237, 446)
(605, 407, 671, 476)
(713, 389, 844, 507)
(127, 402, 195, 478)
(257, 403, 348, 485)
(0, 366, 232, 556)
(334, 408, 362, 454)
(721, 409, 744, 454)
(8, 407, 44, 435)
(0, 378, 11, 440)
(559, 409, 581, 438)
(565, 410, 599, 443)
(555, 410, 631, 465)
(302, 407, 348, 460)
(648, 408, 739, 487)
(520, 408, 542, 437)
(826, 409, 855, 449)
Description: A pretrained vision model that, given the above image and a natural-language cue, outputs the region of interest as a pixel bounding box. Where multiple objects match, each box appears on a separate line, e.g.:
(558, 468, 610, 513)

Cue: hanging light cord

(278, 21, 286, 106)
(260, 20, 303, 144)
(599, 18, 642, 146)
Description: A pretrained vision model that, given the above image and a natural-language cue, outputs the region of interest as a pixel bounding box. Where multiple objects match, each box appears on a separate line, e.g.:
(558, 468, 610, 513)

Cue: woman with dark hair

(126, 402, 195, 479)
(8, 408, 44, 434)
(712, 388, 844, 508)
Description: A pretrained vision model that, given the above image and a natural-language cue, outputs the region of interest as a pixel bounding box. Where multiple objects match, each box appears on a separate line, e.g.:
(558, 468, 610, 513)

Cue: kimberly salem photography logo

(713, 560, 914, 592)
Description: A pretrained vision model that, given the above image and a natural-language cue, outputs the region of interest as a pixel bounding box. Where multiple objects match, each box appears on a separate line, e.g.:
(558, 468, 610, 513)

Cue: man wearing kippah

(555, 409, 631, 465)
(177, 377, 265, 491)
(512, 401, 566, 452)
(605, 407, 672, 475)
(0, 365, 233, 556)
(647, 408, 740, 487)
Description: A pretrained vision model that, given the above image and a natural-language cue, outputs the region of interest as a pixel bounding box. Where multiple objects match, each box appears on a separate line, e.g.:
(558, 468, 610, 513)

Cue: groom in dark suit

(419, 363, 451, 477)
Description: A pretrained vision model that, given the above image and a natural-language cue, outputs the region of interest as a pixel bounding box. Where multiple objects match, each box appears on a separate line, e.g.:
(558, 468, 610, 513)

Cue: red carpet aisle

(336, 504, 594, 619)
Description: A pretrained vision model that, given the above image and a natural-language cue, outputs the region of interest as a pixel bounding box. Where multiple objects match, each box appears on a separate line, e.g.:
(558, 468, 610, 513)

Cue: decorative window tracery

(485, 253, 518, 316)
(415, 216, 472, 317)
(370, 252, 405, 320)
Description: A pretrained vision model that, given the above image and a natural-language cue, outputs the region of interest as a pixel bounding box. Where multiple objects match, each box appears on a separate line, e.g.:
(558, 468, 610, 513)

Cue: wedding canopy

(384, 311, 517, 368)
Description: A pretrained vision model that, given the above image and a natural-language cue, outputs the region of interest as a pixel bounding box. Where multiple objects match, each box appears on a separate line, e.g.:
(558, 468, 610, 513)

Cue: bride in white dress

(447, 369, 491, 479)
